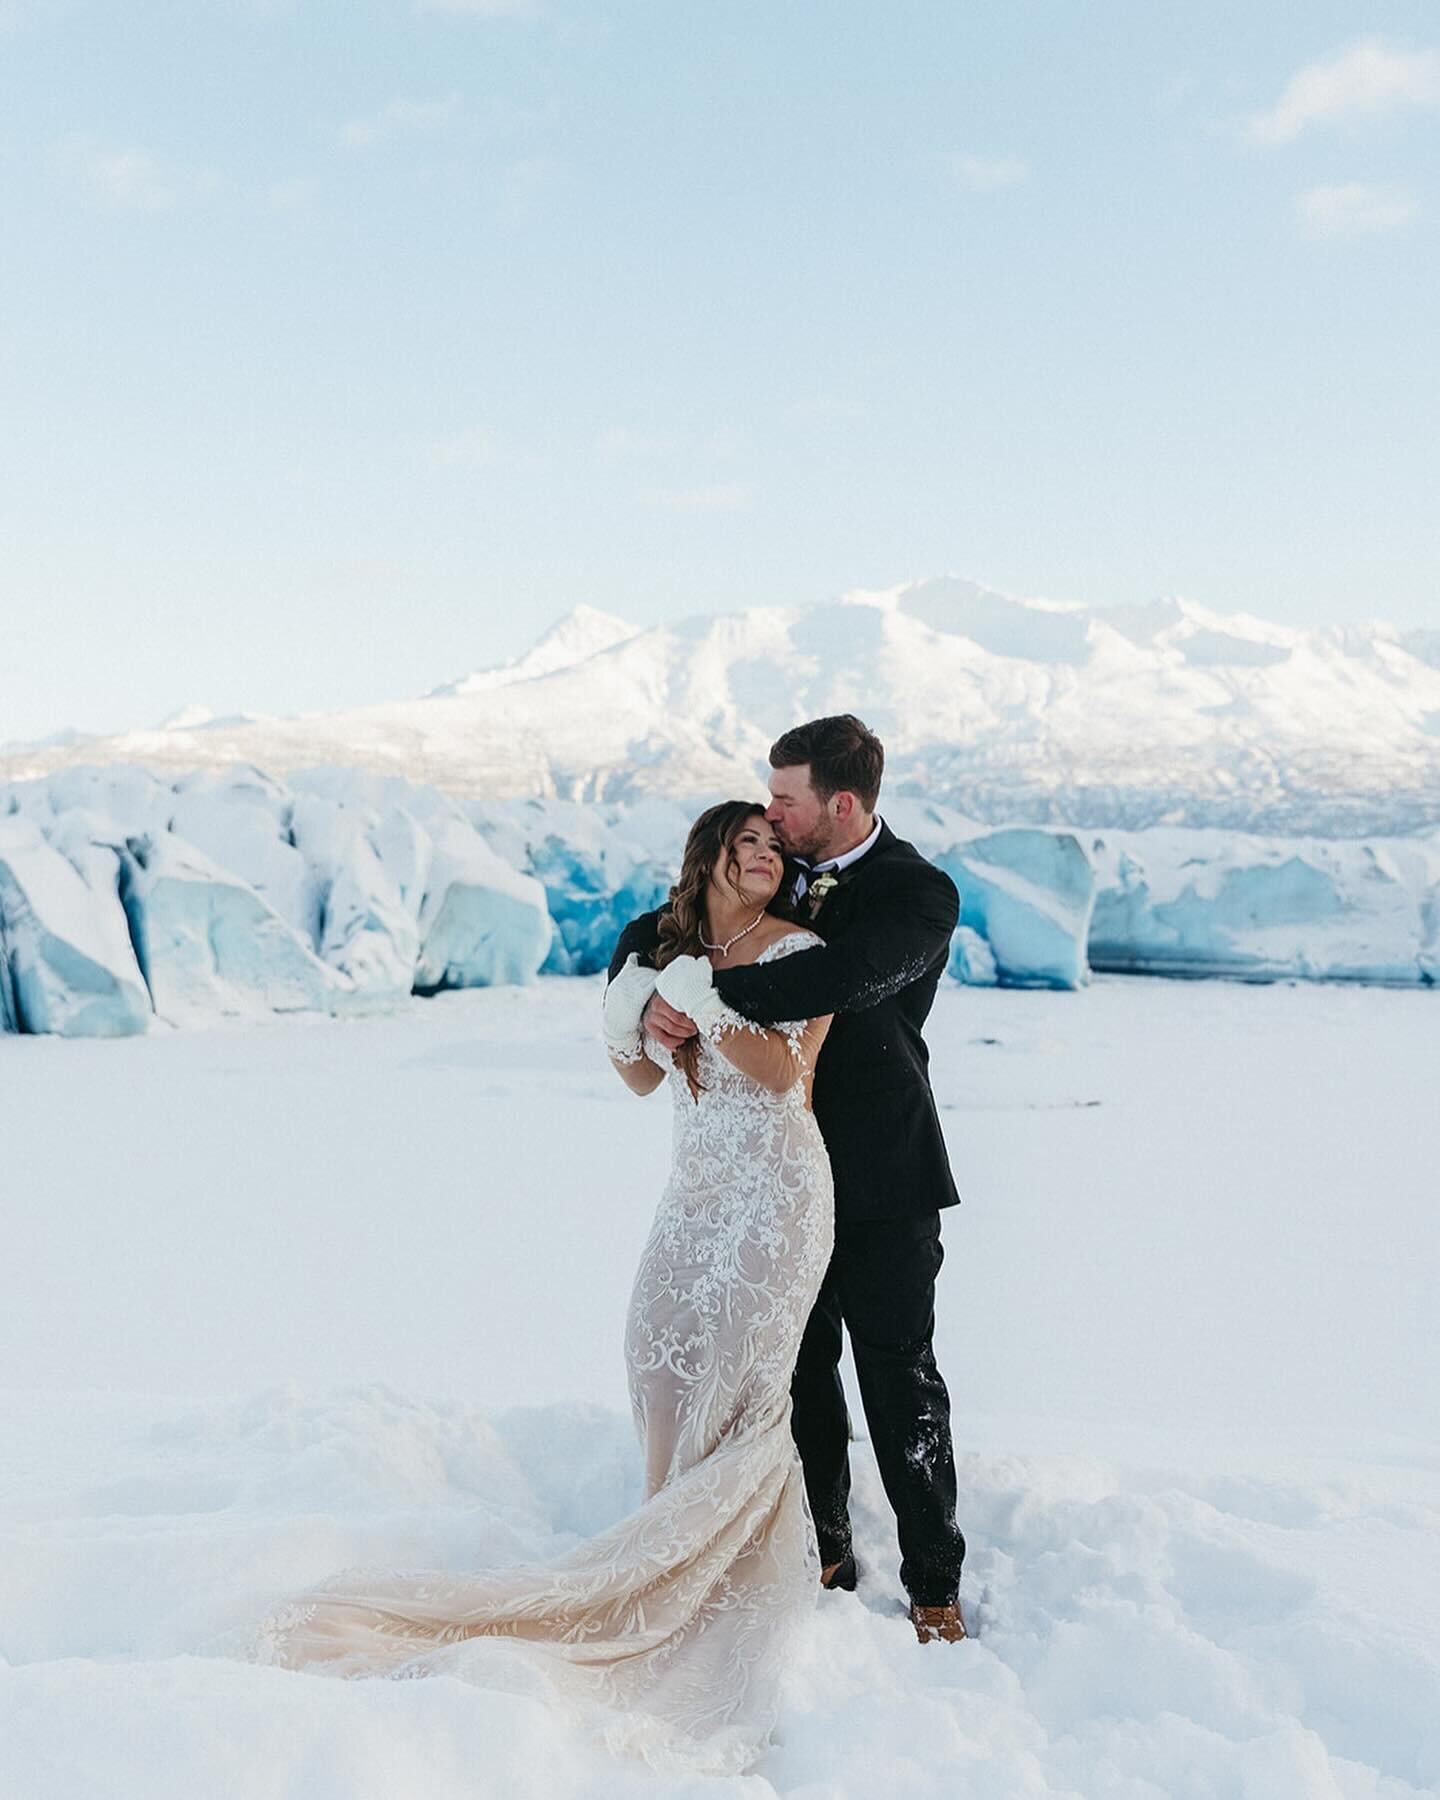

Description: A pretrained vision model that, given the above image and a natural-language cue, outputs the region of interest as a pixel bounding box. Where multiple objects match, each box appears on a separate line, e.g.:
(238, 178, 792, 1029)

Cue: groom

(610, 713, 968, 1644)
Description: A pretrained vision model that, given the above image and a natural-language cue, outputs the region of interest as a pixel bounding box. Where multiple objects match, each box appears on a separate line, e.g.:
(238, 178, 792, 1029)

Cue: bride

(250, 800, 835, 1774)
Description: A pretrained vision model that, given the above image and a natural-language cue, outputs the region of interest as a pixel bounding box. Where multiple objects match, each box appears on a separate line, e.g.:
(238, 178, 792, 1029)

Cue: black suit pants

(789, 1211, 966, 1606)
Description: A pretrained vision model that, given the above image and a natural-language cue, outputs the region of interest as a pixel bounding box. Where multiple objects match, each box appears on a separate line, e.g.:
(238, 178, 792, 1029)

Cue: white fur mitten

(653, 954, 748, 1042)
(602, 953, 659, 1062)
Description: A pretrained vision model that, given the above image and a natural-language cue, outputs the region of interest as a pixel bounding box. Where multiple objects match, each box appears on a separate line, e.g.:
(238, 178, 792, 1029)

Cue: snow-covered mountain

(6, 578, 1440, 833)
(424, 604, 639, 698)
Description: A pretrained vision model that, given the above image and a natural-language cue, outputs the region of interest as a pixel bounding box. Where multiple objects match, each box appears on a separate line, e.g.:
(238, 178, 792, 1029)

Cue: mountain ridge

(5, 576, 1440, 834)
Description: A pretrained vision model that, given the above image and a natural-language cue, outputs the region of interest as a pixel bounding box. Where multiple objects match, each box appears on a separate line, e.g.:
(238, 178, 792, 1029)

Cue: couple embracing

(255, 714, 968, 1775)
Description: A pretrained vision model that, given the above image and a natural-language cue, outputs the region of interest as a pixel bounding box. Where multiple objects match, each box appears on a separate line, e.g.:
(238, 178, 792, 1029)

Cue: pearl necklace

(700, 908, 767, 956)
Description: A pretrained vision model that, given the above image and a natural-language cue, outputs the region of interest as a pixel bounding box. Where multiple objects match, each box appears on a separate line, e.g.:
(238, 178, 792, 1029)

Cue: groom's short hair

(770, 714, 884, 811)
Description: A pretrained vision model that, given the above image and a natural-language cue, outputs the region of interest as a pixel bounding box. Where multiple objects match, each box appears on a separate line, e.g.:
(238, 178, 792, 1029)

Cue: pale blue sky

(2, 1, 1437, 742)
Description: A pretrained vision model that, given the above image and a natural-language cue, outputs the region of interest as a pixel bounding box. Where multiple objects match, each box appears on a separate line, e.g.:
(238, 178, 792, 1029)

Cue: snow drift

(3, 977, 1438, 1797)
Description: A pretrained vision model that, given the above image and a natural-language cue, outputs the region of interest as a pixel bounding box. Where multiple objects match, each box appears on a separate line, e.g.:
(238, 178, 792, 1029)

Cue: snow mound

(1, 1385, 1436, 1797)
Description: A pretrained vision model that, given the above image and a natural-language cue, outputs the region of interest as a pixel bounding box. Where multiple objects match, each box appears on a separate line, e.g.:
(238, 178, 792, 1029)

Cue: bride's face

(712, 816, 785, 909)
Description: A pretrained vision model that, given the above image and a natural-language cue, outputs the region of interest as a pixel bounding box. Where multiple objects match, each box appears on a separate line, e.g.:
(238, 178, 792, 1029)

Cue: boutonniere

(806, 872, 839, 918)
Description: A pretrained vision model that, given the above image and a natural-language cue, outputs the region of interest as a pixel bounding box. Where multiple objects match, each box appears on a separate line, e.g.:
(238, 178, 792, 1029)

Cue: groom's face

(765, 764, 835, 862)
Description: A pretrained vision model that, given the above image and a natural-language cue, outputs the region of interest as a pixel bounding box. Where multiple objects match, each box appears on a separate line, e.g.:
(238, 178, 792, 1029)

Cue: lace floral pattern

(247, 930, 834, 1776)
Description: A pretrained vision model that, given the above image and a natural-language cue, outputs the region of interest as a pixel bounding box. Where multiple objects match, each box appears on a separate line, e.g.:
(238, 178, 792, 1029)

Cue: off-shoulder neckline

(755, 929, 824, 964)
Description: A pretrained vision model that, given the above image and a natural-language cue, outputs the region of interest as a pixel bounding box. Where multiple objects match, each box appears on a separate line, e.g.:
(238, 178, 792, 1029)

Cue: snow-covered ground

(2, 979, 1437, 1798)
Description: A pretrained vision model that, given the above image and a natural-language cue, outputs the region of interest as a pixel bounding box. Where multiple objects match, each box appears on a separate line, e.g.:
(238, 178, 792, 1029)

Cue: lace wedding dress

(249, 930, 835, 1774)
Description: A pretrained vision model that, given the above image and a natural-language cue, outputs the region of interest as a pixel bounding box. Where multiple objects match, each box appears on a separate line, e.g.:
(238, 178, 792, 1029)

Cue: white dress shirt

(793, 814, 883, 901)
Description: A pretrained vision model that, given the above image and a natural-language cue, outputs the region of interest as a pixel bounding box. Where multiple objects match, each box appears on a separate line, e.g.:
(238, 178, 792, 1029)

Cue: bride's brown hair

(656, 801, 794, 1101)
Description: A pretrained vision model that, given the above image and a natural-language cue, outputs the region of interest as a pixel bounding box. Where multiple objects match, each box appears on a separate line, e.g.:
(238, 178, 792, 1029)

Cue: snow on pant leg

(836, 1212, 966, 1606)
(788, 1253, 853, 1568)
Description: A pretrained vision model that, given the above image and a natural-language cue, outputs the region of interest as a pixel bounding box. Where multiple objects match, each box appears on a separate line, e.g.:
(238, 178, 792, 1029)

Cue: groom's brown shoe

(910, 1601, 967, 1643)
(819, 1551, 857, 1591)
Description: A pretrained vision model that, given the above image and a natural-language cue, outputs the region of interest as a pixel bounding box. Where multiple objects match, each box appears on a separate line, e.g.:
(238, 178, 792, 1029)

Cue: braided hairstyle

(655, 800, 796, 1101)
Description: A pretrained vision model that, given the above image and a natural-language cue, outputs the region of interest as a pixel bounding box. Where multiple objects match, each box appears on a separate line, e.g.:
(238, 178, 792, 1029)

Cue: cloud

(948, 153, 1028, 191)
(641, 483, 750, 512)
(1297, 181, 1418, 236)
(1248, 39, 1440, 144)
(338, 93, 460, 150)
(60, 134, 219, 210)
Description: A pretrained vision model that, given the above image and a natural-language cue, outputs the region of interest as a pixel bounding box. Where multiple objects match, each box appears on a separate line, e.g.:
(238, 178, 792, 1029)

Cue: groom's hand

(645, 991, 697, 1052)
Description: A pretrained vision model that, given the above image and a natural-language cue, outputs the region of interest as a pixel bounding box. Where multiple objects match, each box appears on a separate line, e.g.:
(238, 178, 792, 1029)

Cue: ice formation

(413, 818, 551, 993)
(935, 828, 1096, 989)
(0, 765, 550, 1033)
(1089, 827, 1440, 984)
(0, 813, 150, 1036)
(119, 828, 360, 1026)
(4, 764, 1438, 1035)
(948, 924, 998, 986)
(470, 797, 682, 976)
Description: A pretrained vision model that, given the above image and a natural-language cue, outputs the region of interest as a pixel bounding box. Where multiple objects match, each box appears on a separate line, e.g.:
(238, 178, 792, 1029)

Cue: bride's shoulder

(755, 925, 824, 964)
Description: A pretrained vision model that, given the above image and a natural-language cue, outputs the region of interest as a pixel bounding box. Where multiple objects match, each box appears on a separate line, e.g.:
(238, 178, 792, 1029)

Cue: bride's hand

(654, 955, 730, 1039)
(645, 990, 698, 1052)
(603, 953, 659, 1060)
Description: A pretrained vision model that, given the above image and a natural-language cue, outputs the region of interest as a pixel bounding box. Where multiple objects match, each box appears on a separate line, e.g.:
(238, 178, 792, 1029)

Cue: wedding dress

(249, 930, 835, 1774)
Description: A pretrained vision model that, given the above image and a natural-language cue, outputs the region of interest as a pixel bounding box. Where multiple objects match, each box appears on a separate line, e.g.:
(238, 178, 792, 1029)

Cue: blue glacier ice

(477, 800, 1097, 988)
(0, 766, 558, 1031)
(7, 762, 1436, 1036)
(949, 924, 999, 986)
(470, 798, 682, 976)
(10, 763, 173, 838)
(935, 828, 1095, 989)
(1089, 829, 1440, 984)
(0, 814, 151, 1036)
(169, 765, 323, 945)
(118, 829, 360, 1025)
(538, 855, 671, 976)
(288, 792, 423, 1004)
(413, 818, 550, 992)
(283, 771, 551, 994)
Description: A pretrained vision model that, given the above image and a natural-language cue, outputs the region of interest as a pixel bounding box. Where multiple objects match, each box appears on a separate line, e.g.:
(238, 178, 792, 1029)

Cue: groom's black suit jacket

(608, 822, 961, 1225)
